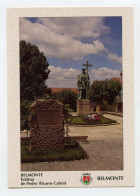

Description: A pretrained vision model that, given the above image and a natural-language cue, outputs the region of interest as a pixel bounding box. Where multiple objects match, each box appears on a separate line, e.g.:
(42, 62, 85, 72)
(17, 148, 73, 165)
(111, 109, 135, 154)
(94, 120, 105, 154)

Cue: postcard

(8, 7, 134, 188)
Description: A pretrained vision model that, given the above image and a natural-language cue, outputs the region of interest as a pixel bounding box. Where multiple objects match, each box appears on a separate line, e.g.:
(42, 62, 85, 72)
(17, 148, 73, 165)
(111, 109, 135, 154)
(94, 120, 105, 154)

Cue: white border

(7, 7, 134, 188)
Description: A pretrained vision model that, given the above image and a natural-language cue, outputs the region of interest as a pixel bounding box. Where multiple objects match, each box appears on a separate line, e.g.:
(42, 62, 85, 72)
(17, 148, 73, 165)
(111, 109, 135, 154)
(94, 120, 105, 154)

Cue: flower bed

(84, 114, 101, 122)
(66, 115, 116, 125)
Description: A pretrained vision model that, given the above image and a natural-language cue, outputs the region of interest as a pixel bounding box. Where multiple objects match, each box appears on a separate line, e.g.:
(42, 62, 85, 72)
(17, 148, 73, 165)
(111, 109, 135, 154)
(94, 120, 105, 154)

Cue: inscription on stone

(37, 110, 60, 125)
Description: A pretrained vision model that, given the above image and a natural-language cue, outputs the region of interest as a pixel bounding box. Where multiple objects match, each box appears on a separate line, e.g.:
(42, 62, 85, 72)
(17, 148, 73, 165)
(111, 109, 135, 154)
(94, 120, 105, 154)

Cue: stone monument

(77, 61, 92, 115)
(29, 99, 64, 151)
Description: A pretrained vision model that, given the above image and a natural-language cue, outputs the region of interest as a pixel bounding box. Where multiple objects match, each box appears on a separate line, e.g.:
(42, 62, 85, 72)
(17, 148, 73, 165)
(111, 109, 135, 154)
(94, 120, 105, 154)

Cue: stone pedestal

(77, 99, 90, 115)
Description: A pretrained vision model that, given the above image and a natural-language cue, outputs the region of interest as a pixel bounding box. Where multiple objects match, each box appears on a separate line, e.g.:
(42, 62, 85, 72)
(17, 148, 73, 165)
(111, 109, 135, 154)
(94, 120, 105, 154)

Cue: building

(114, 71, 123, 114)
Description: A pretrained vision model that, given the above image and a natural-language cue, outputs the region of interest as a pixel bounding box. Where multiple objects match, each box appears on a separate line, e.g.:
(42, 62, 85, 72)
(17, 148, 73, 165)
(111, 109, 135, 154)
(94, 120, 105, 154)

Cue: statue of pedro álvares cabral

(77, 61, 92, 100)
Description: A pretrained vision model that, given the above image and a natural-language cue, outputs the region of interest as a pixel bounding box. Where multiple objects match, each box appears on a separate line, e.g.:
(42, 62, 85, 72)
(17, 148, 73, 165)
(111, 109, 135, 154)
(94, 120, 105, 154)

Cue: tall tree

(89, 79, 121, 105)
(20, 40, 50, 101)
(104, 79, 122, 105)
(20, 40, 50, 129)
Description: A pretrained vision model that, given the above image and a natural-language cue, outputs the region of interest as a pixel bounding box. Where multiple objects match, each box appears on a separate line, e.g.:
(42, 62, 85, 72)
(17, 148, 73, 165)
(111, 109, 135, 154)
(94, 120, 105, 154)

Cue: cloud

(46, 66, 80, 88)
(20, 17, 122, 64)
(90, 67, 120, 81)
(107, 53, 122, 64)
(19, 18, 121, 62)
(40, 39, 107, 61)
(46, 66, 120, 88)
(38, 17, 110, 39)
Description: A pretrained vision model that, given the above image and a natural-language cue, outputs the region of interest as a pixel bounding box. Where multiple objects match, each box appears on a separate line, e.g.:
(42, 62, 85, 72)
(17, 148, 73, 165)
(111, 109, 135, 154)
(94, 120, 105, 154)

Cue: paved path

(21, 114, 123, 171)
(69, 114, 123, 141)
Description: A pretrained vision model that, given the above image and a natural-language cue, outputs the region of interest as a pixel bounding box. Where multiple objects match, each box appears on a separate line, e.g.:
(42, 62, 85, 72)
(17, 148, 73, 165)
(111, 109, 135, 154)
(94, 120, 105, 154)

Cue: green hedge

(21, 138, 88, 163)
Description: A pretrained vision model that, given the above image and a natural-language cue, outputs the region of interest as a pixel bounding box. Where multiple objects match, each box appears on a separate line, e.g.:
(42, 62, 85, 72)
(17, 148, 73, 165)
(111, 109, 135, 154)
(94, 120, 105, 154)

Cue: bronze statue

(77, 61, 92, 99)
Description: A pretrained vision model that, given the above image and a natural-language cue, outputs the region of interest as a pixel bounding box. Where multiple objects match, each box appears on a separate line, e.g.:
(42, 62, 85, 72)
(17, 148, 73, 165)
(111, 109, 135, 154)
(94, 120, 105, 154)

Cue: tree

(89, 79, 121, 105)
(20, 40, 50, 129)
(53, 89, 78, 112)
(89, 81, 105, 104)
(104, 79, 122, 105)
(20, 40, 50, 101)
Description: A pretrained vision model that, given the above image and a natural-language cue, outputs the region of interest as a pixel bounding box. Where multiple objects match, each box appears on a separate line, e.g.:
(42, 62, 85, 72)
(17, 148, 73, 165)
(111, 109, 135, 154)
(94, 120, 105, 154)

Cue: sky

(19, 17, 122, 88)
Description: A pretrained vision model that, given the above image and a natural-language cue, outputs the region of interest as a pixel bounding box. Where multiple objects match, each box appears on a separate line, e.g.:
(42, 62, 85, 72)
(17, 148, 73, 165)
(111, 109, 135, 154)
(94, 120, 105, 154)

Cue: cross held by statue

(83, 61, 92, 76)
(77, 60, 92, 99)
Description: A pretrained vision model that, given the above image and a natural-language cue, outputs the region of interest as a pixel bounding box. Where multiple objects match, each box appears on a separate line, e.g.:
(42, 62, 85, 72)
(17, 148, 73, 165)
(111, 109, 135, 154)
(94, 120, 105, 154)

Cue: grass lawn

(66, 116, 116, 125)
(21, 138, 88, 163)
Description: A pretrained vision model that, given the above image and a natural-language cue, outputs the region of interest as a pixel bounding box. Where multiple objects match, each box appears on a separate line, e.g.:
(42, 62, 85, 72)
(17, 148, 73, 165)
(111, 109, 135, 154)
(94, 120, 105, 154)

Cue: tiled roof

(111, 78, 121, 82)
(51, 88, 78, 93)
(111, 78, 122, 84)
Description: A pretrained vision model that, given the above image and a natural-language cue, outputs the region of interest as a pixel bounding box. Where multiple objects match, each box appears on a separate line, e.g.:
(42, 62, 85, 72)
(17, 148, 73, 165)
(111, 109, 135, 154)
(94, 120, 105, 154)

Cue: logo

(80, 173, 92, 185)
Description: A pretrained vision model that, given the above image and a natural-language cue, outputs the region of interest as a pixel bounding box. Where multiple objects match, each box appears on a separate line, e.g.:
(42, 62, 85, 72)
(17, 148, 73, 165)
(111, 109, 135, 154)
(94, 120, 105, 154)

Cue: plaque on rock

(29, 99, 64, 151)
(37, 110, 60, 125)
